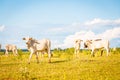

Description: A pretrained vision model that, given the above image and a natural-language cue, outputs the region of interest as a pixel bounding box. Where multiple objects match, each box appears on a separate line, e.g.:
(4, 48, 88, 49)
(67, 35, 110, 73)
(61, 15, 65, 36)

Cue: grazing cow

(84, 39, 109, 57)
(74, 39, 82, 57)
(5, 44, 18, 55)
(23, 37, 51, 64)
(0, 44, 1, 51)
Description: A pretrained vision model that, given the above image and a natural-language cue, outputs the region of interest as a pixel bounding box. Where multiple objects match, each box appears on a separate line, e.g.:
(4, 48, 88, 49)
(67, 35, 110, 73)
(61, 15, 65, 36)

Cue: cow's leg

(74, 49, 79, 58)
(91, 49, 95, 57)
(12, 49, 15, 55)
(101, 50, 103, 56)
(35, 52, 39, 63)
(106, 48, 109, 56)
(74, 49, 77, 58)
(40, 52, 44, 58)
(5, 50, 8, 55)
(48, 49, 51, 63)
(28, 52, 33, 64)
(15, 49, 18, 56)
(76, 49, 79, 58)
(12, 49, 17, 56)
(38, 51, 43, 62)
(74, 49, 77, 57)
(28, 51, 34, 64)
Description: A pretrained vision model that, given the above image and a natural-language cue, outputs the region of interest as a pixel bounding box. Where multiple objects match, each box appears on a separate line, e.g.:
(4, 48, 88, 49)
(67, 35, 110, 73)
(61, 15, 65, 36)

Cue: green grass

(0, 50, 120, 80)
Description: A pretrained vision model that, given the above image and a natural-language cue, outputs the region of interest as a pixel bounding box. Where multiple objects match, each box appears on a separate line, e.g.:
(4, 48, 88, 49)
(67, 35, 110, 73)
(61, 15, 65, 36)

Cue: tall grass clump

(52, 48, 74, 60)
(110, 47, 120, 54)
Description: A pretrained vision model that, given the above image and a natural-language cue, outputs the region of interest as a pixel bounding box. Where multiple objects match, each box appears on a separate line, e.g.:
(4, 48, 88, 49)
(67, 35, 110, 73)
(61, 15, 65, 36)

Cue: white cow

(5, 44, 18, 55)
(84, 39, 110, 57)
(23, 37, 51, 64)
(0, 44, 1, 51)
(74, 39, 82, 57)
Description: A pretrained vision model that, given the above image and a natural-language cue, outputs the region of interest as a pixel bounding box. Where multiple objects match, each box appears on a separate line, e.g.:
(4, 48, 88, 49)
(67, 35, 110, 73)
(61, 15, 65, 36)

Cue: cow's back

(92, 40, 109, 49)
(0, 44, 1, 50)
(5, 44, 17, 51)
(36, 39, 51, 51)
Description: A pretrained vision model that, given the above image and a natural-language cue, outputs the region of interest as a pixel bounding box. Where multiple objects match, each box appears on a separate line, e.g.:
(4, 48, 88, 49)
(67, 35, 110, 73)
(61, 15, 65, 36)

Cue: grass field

(0, 49, 120, 80)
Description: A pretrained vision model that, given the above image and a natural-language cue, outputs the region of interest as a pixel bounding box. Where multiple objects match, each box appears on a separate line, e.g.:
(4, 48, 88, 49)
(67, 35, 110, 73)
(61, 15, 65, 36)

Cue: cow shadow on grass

(51, 59, 71, 64)
(0, 63, 21, 67)
(80, 59, 96, 62)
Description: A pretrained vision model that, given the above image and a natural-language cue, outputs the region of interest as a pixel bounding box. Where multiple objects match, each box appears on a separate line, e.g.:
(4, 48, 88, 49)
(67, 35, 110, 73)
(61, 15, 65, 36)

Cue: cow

(23, 37, 51, 64)
(84, 39, 110, 57)
(5, 44, 18, 55)
(0, 44, 1, 51)
(74, 39, 82, 57)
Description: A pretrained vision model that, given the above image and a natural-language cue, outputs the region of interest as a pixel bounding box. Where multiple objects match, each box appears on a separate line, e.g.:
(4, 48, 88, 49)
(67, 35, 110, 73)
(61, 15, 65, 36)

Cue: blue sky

(0, 0, 120, 49)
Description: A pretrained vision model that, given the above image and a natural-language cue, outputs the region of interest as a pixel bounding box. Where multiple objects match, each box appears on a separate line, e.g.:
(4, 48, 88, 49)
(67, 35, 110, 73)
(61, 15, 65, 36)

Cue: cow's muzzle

(26, 42, 29, 45)
(84, 43, 88, 48)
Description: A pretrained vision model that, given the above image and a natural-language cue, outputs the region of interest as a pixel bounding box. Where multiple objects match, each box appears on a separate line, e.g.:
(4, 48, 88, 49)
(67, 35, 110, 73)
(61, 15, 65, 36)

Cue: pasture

(0, 48, 120, 80)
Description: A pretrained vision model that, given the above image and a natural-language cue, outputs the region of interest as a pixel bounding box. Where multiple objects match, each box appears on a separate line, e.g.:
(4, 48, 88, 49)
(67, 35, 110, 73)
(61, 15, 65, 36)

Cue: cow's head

(23, 37, 32, 45)
(75, 39, 83, 44)
(23, 37, 33, 49)
(23, 37, 39, 48)
(84, 40, 92, 48)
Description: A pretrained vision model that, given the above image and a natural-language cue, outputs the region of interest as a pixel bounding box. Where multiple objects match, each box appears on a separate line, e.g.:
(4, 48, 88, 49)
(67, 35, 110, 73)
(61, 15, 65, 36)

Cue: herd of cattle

(0, 37, 110, 63)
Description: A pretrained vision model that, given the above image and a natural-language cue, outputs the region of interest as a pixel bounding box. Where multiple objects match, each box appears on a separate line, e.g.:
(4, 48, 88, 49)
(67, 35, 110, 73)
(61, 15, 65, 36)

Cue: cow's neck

(27, 40, 36, 48)
(88, 44, 92, 49)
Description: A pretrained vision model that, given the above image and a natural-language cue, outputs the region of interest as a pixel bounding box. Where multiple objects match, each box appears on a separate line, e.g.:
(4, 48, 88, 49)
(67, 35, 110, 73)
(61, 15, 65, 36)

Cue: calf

(23, 37, 51, 64)
(74, 39, 82, 57)
(5, 44, 18, 55)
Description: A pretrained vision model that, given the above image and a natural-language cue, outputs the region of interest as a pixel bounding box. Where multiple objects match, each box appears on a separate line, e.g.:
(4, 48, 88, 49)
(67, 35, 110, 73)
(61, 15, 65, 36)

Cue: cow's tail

(108, 40, 110, 52)
(47, 39, 52, 62)
(47, 40, 51, 52)
(107, 40, 110, 56)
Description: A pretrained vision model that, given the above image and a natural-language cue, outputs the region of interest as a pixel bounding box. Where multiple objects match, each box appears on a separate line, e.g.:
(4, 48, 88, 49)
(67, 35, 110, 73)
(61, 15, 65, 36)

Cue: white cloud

(56, 31, 95, 49)
(84, 18, 120, 26)
(51, 40, 62, 49)
(43, 18, 120, 36)
(1, 18, 120, 49)
(0, 25, 5, 32)
(87, 18, 110, 25)
(98, 27, 120, 40)
(50, 18, 120, 49)
(49, 18, 120, 35)
(57, 27, 120, 49)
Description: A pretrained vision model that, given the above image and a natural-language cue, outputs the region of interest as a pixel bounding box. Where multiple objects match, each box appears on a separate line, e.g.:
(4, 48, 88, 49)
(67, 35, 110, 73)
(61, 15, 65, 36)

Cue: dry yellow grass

(0, 50, 120, 80)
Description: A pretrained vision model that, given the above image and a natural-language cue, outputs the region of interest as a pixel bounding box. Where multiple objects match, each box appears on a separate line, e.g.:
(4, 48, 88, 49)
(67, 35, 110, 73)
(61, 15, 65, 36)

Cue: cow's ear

(23, 38, 26, 40)
(78, 40, 81, 43)
(75, 40, 78, 43)
(88, 40, 92, 44)
(35, 40, 40, 44)
(29, 37, 32, 40)
(80, 40, 83, 42)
